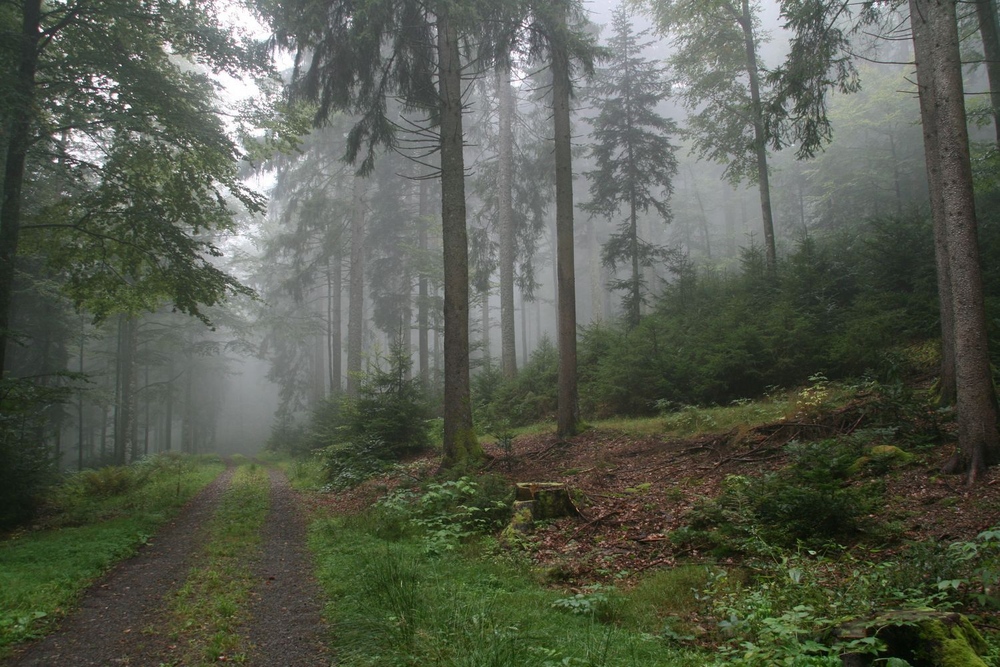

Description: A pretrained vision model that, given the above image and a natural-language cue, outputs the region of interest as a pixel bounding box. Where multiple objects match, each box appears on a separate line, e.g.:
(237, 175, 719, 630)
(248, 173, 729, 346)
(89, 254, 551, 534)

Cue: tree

(909, 0, 999, 482)
(584, 2, 678, 329)
(772, 0, 1000, 481)
(974, 0, 1000, 145)
(265, 0, 500, 467)
(640, 0, 778, 271)
(1, 0, 266, 377)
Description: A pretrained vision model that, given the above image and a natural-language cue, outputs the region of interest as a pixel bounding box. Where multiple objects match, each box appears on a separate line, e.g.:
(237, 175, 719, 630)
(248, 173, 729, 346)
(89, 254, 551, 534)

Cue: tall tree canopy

(0, 0, 268, 376)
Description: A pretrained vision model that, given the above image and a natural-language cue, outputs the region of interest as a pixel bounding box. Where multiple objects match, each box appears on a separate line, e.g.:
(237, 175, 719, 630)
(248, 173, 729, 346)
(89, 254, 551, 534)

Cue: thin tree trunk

(77, 317, 85, 470)
(912, 0, 999, 482)
(418, 180, 431, 389)
(976, 0, 1000, 146)
(437, 9, 481, 467)
(481, 288, 490, 363)
(115, 315, 138, 465)
(739, 0, 777, 272)
(347, 175, 366, 397)
(553, 5, 580, 438)
(0, 0, 41, 378)
(497, 69, 518, 379)
(164, 359, 173, 452)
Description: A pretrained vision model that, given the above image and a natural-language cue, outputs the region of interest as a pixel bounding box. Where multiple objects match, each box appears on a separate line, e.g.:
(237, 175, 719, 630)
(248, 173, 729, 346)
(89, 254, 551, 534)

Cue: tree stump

(514, 482, 580, 520)
(837, 610, 987, 666)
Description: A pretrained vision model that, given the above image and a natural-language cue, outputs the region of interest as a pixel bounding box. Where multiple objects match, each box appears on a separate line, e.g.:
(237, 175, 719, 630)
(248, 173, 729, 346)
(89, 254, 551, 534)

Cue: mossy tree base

(838, 610, 987, 667)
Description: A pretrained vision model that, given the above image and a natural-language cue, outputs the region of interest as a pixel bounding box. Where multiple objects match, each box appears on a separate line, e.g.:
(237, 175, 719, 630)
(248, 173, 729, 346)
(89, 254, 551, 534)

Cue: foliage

(376, 476, 513, 554)
(473, 337, 559, 427)
(676, 433, 888, 553)
(583, 2, 679, 327)
(0, 378, 64, 528)
(562, 216, 945, 417)
(270, 344, 432, 489)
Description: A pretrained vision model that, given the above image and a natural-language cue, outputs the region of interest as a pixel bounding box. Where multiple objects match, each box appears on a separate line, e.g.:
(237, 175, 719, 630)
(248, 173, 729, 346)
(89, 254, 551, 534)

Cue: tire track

(241, 467, 329, 667)
(2, 466, 235, 667)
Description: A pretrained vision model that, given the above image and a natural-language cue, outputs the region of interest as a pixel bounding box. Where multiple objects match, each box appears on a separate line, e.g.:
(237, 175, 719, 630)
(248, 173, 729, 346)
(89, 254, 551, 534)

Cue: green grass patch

(169, 462, 270, 665)
(0, 455, 224, 655)
(308, 513, 707, 666)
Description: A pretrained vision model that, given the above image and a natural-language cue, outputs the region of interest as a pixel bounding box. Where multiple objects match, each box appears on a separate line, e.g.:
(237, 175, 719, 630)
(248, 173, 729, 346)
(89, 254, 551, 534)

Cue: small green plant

(552, 584, 619, 622)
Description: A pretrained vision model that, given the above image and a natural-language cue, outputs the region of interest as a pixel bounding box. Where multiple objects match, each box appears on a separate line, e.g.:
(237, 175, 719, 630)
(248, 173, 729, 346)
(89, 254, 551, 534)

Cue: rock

(837, 610, 987, 666)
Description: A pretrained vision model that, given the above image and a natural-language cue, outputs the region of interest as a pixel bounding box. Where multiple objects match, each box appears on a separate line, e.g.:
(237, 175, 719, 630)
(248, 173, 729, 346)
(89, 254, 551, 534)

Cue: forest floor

(315, 404, 1000, 587)
(0, 463, 329, 667)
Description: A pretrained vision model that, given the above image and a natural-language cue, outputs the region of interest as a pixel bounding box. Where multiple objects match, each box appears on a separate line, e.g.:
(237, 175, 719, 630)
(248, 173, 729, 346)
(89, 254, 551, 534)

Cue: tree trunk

(629, 196, 641, 329)
(115, 314, 138, 465)
(911, 0, 1000, 482)
(912, 13, 958, 407)
(0, 0, 42, 378)
(740, 0, 777, 272)
(437, 9, 481, 468)
(553, 6, 580, 439)
(976, 0, 1000, 146)
(418, 180, 431, 389)
(329, 251, 342, 395)
(347, 174, 366, 397)
(497, 69, 518, 379)
(481, 288, 490, 363)
(164, 359, 173, 452)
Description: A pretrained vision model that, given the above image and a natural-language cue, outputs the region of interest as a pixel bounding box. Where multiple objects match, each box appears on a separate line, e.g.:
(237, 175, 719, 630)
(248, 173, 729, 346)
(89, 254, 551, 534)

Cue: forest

(3, 0, 1000, 664)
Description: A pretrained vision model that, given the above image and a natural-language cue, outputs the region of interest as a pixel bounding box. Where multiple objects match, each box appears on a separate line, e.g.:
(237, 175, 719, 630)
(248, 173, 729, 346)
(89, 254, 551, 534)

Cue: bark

(346, 175, 366, 397)
(911, 0, 1000, 482)
(329, 251, 342, 396)
(0, 0, 42, 377)
(418, 180, 430, 389)
(115, 315, 138, 465)
(553, 7, 580, 439)
(739, 0, 777, 272)
(437, 10, 482, 468)
(976, 0, 1000, 146)
(481, 288, 490, 362)
(912, 11, 958, 406)
(497, 69, 518, 379)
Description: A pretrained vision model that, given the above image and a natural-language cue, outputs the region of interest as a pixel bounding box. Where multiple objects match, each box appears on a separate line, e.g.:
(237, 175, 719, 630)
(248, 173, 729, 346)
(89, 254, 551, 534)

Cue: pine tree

(584, 2, 678, 329)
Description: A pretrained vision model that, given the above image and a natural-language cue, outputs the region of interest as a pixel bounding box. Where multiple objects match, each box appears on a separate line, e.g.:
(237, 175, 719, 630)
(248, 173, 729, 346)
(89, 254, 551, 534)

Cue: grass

(308, 512, 708, 666)
(0, 454, 224, 655)
(168, 462, 270, 666)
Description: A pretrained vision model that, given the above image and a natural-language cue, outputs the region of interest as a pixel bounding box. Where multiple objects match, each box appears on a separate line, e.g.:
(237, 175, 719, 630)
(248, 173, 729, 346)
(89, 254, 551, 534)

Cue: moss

(441, 427, 483, 470)
(500, 501, 535, 545)
(870, 611, 988, 667)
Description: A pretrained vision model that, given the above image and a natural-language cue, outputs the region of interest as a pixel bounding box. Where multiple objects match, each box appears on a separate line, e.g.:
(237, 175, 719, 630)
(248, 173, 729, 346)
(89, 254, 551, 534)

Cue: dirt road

(2, 466, 329, 667)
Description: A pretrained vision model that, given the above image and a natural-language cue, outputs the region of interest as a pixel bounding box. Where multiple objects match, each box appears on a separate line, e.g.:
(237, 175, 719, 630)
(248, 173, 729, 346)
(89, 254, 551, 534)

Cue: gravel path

(2, 467, 236, 667)
(242, 468, 330, 667)
(2, 465, 331, 667)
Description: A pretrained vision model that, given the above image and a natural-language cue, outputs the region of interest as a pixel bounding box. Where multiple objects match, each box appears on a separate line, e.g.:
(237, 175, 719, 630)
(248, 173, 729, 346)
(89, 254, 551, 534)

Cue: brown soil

(315, 412, 1000, 586)
(2, 465, 330, 667)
